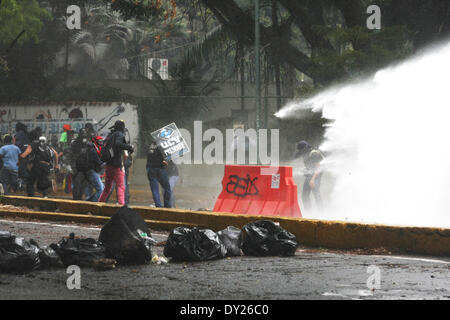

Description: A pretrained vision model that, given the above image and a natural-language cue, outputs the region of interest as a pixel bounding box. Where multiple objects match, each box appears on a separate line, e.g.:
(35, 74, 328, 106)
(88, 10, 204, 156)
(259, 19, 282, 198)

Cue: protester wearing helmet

(21, 131, 59, 197)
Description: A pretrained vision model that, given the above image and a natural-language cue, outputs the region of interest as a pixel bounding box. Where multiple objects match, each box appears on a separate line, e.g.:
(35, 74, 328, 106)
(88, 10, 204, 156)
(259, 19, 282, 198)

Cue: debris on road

(0, 204, 32, 212)
(93, 258, 117, 271)
(151, 254, 168, 265)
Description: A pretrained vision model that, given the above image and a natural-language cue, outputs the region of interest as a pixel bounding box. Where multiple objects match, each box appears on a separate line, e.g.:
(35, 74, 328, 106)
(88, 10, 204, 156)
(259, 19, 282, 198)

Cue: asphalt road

(0, 218, 449, 301)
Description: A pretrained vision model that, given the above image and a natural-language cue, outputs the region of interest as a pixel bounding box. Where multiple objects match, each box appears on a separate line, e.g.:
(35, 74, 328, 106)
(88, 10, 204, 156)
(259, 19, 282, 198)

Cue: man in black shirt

(71, 129, 91, 200)
(73, 135, 104, 201)
(98, 120, 134, 205)
(22, 133, 59, 197)
(14, 122, 29, 190)
(146, 140, 171, 208)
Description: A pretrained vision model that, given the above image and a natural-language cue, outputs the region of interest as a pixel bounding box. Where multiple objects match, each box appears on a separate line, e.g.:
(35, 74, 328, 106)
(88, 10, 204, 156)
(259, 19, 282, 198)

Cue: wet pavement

(0, 217, 449, 300)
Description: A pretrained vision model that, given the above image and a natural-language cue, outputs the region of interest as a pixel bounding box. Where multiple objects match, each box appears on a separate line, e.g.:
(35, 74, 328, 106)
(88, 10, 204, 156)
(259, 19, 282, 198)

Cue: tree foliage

(108, 0, 176, 21)
(0, 0, 51, 47)
(199, 0, 450, 85)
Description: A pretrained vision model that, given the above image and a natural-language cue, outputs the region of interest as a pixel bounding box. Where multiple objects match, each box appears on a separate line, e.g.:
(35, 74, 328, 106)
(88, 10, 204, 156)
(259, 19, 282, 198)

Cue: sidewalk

(42, 183, 222, 210)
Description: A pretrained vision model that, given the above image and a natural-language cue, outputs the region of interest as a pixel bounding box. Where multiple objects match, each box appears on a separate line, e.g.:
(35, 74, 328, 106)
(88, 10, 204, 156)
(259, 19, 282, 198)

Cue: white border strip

(0, 219, 168, 236)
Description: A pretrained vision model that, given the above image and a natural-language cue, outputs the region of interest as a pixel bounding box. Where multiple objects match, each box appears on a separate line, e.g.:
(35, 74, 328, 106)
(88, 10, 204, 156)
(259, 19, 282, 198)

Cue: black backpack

(35, 143, 53, 164)
(100, 133, 115, 163)
(75, 144, 90, 172)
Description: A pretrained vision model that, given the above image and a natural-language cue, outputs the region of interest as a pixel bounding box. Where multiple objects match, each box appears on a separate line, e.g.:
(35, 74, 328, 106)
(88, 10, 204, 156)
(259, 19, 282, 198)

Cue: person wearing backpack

(73, 135, 104, 202)
(294, 140, 325, 211)
(14, 122, 30, 191)
(21, 133, 59, 197)
(103, 128, 133, 205)
(71, 129, 92, 200)
(98, 120, 134, 205)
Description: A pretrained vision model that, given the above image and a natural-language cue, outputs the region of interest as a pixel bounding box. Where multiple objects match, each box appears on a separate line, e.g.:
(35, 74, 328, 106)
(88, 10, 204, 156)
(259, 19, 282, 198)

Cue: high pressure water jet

(276, 41, 450, 228)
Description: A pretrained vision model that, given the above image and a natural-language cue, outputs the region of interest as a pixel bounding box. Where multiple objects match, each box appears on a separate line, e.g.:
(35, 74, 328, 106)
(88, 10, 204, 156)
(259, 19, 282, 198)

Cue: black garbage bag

(50, 233, 107, 267)
(217, 226, 243, 257)
(241, 220, 298, 257)
(0, 231, 41, 273)
(38, 246, 64, 269)
(98, 206, 154, 265)
(164, 227, 227, 262)
(25, 239, 64, 270)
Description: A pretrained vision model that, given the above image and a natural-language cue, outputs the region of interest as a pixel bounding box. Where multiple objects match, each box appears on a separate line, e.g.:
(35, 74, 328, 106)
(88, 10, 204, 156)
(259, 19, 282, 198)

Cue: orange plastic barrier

(213, 165, 302, 218)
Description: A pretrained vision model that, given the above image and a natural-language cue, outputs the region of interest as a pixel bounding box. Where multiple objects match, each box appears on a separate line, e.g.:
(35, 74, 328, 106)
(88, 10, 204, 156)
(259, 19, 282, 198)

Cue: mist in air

(276, 41, 450, 228)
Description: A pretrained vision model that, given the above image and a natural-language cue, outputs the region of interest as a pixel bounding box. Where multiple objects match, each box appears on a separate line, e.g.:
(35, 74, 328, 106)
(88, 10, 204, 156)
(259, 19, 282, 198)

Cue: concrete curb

(0, 208, 204, 231)
(1, 196, 450, 256)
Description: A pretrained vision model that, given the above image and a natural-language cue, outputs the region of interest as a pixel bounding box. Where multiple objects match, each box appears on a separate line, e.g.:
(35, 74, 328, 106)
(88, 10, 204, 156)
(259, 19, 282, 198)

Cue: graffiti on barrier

(226, 174, 259, 197)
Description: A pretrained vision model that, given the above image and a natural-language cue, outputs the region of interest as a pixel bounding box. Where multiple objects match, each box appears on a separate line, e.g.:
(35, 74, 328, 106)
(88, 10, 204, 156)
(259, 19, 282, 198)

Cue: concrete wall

(0, 102, 139, 146)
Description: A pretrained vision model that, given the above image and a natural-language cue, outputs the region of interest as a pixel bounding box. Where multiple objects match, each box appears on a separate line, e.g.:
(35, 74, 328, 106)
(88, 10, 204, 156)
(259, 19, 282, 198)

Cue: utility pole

(64, 0, 69, 89)
(255, 0, 261, 132)
(271, 0, 282, 111)
(255, 0, 262, 165)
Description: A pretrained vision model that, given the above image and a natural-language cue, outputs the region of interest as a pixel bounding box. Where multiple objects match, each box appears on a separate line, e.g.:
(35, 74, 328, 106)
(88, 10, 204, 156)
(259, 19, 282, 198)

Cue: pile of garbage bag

(1, 205, 299, 271)
(0, 231, 41, 274)
(0, 206, 156, 273)
(0, 231, 66, 273)
(163, 220, 298, 262)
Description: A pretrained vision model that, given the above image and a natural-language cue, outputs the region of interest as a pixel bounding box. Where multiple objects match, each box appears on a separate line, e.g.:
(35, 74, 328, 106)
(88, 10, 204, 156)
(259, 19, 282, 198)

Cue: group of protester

(0, 116, 324, 211)
(0, 123, 58, 198)
(0, 119, 179, 209)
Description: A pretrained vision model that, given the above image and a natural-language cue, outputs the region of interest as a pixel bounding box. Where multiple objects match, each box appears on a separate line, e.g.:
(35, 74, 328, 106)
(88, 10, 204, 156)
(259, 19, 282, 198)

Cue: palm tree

(70, 5, 133, 79)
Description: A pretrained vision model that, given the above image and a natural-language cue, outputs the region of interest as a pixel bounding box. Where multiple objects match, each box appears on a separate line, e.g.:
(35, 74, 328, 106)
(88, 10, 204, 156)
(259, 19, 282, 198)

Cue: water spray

(276, 41, 450, 228)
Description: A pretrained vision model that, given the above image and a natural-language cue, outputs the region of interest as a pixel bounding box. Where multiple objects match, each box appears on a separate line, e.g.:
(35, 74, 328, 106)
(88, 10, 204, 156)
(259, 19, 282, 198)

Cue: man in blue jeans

(86, 136, 105, 202)
(75, 136, 104, 202)
(146, 141, 171, 208)
(167, 160, 179, 207)
(0, 135, 23, 194)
